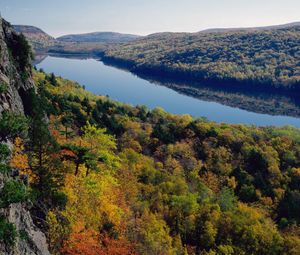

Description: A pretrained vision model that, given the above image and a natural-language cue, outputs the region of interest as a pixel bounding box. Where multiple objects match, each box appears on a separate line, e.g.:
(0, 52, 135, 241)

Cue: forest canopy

(15, 70, 299, 254)
(103, 26, 300, 91)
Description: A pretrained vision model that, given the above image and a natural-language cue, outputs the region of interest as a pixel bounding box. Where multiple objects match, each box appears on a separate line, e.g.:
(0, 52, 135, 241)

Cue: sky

(0, 0, 300, 37)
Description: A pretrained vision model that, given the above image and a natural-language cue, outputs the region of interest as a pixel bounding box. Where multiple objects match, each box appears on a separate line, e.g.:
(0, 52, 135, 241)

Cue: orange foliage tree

(61, 230, 102, 255)
(61, 230, 136, 255)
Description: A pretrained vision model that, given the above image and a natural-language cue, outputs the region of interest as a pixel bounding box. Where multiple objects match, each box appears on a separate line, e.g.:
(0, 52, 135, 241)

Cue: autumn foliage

(61, 230, 136, 255)
(10, 137, 37, 183)
(24, 71, 300, 254)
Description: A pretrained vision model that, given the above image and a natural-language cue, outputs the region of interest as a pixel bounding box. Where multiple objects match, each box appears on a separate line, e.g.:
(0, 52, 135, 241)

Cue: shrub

(0, 164, 11, 174)
(0, 216, 17, 247)
(0, 144, 11, 174)
(0, 180, 28, 208)
(0, 144, 10, 161)
(0, 82, 8, 94)
(19, 230, 30, 241)
(46, 73, 58, 86)
(51, 191, 68, 209)
(0, 111, 28, 142)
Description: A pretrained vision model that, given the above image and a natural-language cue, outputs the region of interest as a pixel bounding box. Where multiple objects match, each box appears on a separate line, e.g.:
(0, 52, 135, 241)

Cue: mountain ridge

(200, 21, 300, 33)
(57, 31, 141, 43)
(13, 25, 142, 52)
(14, 21, 300, 43)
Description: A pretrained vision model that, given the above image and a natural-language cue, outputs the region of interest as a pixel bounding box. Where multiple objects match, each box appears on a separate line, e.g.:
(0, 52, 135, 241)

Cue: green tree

(0, 111, 28, 142)
(135, 211, 175, 255)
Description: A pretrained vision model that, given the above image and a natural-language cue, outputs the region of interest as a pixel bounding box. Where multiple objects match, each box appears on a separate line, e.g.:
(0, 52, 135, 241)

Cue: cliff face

(0, 18, 50, 255)
(0, 19, 33, 114)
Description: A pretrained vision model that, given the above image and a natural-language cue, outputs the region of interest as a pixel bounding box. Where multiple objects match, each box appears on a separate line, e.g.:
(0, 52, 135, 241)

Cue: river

(36, 55, 300, 128)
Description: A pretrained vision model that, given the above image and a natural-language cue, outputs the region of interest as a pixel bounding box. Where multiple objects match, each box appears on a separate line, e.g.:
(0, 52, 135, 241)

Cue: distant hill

(103, 25, 300, 92)
(57, 32, 141, 43)
(200, 21, 300, 33)
(13, 25, 57, 52)
(14, 25, 141, 53)
(14, 22, 300, 91)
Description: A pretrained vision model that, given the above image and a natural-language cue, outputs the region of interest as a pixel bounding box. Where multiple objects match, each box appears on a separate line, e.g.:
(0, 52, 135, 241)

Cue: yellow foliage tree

(62, 169, 124, 234)
(10, 137, 37, 184)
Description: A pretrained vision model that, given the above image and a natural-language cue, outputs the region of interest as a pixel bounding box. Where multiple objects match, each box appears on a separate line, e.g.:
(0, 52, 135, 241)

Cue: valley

(0, 3, 299, 253)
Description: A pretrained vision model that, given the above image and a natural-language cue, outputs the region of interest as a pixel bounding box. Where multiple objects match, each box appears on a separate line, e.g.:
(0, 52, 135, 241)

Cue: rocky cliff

(0, 18, 50, 255)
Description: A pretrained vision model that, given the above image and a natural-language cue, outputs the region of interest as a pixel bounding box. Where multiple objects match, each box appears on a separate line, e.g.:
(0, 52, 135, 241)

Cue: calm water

(36, 56, 300, 128)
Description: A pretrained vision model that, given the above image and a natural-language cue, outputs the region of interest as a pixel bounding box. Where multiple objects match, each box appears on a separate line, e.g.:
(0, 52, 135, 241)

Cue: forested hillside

(13, 25, 57, 53)
(15, 23, 300, 93)
(10, 67, 297, 254)
(13, 25, 140, 55)
(103, 26, 300, 92)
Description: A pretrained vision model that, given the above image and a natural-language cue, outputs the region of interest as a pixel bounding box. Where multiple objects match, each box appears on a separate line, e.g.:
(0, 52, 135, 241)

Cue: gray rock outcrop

(0, 17, 50, 255)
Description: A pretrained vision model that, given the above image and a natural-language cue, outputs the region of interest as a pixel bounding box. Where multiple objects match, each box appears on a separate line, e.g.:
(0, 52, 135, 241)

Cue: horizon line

(12, 19, 300, 38)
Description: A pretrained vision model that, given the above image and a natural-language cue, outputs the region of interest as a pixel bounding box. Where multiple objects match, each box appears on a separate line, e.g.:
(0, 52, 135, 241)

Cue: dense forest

(2, 66, 298, 254)
(102, 26, 300, 92)
(1, 18, 300, 254)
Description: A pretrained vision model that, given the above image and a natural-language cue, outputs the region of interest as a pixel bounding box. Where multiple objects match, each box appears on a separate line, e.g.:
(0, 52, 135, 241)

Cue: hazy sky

(1, 0, 299, 37)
